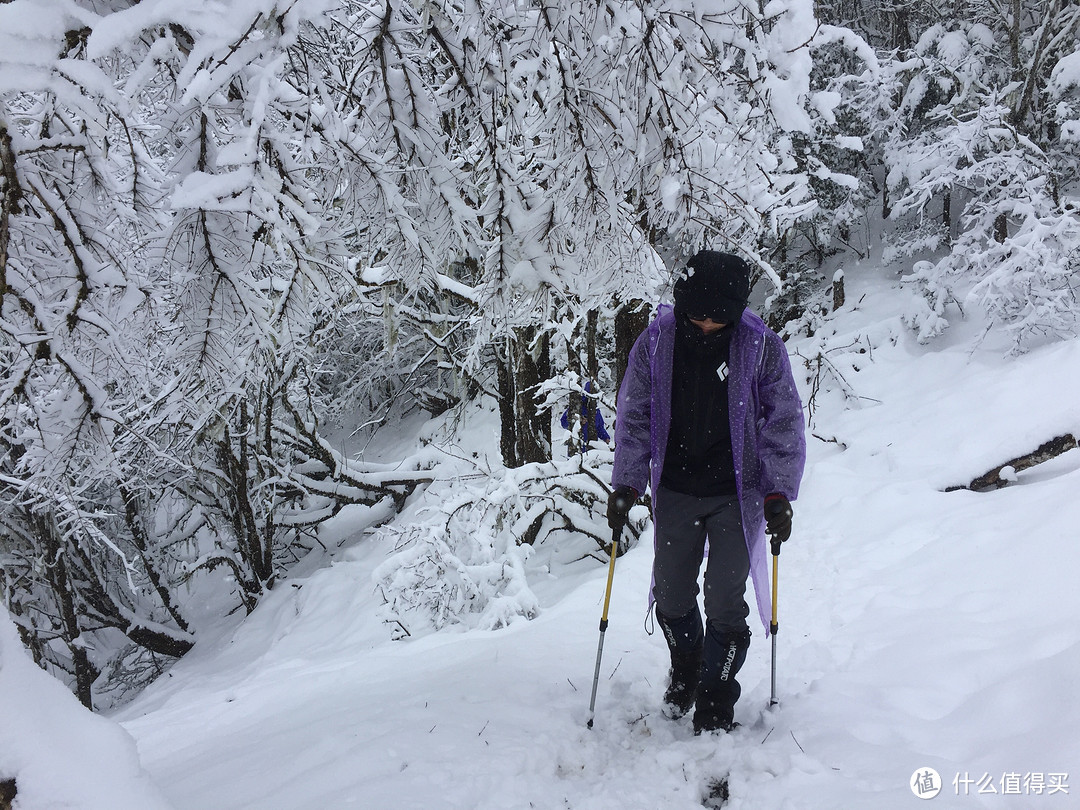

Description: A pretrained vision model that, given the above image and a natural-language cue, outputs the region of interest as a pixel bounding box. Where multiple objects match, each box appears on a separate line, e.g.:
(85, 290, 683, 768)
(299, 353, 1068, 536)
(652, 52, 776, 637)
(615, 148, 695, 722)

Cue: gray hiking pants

(652, 485, 750, 634)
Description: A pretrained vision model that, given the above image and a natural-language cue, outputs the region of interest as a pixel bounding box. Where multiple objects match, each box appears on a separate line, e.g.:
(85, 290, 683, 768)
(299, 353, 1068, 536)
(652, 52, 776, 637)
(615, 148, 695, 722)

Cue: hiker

(560, 380, 610, 452)
(606, 250, 806, 734)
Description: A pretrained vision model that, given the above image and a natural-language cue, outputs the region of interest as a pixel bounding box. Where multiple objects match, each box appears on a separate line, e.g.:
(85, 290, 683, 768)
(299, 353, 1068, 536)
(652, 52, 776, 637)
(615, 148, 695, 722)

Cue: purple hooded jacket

(611, 304, 806, 634)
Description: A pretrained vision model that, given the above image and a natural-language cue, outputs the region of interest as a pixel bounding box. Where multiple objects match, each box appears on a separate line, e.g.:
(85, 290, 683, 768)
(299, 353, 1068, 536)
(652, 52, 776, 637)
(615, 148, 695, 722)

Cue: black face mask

(675, 312, 735, 360)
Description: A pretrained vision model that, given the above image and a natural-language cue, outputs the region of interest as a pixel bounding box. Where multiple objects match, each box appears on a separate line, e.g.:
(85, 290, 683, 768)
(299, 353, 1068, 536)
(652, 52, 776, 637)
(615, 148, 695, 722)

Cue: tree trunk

(218, 396, 274, 595)
(583, 309, 600, 449)
(63, 537, 196, 660)
(496, 327, 551, 468)
(0, 778, 16, 810)
(995, 212, 1008, 243)
(564, 333, 580, 457)
(889, 7, 912, 52)
(496, 337, 519, 467)
(585, 309, 599, 385)
(515, 325, 551, 465)
(120, 485, 191, 634)
(37, 516, 96, 709)
(1008, 0, 1021, 78)
(614, 301, 651, 394)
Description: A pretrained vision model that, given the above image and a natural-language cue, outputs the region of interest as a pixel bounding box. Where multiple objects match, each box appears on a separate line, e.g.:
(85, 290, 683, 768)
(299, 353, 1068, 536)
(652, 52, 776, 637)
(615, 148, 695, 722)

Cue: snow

(810, 90, 843, 125)
(0, 0, 96, 94)
(834, 136, 863, 152)
(760, 0, 816, 134)
(0, 242, 1075, 807)
(661, 175, 683, 213)
(19, 265, 1055, 809)
(811, 164, 860, 190)
(1051, 51, 1080, 95)
(0, 605, 172, 810)
(170, 169, 257, 211)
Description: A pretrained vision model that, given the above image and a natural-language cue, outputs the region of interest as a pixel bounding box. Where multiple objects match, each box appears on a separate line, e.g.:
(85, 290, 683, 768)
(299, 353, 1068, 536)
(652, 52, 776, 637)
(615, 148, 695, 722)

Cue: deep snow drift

(0, 603, 170, 810)
(7, 265, 1080, 810)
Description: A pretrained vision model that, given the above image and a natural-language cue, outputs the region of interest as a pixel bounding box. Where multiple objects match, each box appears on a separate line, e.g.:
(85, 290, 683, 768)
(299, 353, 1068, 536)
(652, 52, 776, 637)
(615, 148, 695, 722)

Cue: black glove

(607, 485, 637, 530)
(764, 494, 793, 545)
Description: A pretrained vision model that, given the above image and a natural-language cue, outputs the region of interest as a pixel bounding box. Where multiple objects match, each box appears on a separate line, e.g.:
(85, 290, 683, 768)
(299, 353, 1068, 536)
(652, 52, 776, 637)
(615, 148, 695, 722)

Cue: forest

(1, 0, 1078, 709)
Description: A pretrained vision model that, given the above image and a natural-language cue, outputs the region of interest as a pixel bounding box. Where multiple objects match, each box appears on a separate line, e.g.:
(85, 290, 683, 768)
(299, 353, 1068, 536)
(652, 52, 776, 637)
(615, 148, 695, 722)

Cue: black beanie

(673, 251, 751, 324)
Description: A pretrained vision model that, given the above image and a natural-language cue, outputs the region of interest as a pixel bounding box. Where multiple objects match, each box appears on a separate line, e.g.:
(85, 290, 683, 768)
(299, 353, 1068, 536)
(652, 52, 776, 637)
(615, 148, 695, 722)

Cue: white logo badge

(911, 768, 942, 799)
(716, 362, 729, 381)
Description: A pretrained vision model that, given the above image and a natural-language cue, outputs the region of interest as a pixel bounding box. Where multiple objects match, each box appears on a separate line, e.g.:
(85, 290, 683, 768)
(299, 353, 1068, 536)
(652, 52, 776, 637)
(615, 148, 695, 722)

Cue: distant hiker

(560, 380, 610, 452)
(606, 250, 806, 734)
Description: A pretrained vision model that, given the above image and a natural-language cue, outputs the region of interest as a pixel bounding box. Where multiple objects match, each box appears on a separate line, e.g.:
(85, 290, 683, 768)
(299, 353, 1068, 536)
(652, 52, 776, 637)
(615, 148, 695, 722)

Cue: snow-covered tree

(0, 0, 429, 707)
(0, 1, 198, 707)
(0, 0, 848, 703)
(882, 21, 1000, 255)
(876, 8, 1080, 347)
(762, 24, 884, 331)
(897, 103, 1079, 345)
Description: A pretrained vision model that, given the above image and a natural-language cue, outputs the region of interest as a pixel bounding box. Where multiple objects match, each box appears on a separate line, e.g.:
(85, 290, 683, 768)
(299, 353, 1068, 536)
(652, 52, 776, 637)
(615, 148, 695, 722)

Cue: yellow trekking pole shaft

(770, 536, 781, 706)
(587, 526, 622, 729)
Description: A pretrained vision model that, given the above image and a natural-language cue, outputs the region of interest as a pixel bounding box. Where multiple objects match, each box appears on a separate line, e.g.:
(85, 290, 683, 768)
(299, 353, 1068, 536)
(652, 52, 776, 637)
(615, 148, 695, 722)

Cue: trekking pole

(586, 525, 623, 729)
(769, 535, 782, 706)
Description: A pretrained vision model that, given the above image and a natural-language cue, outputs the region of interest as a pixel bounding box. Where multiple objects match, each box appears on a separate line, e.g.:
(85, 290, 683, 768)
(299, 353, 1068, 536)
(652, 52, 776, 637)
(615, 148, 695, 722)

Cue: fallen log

(949, 434, 1078, 492)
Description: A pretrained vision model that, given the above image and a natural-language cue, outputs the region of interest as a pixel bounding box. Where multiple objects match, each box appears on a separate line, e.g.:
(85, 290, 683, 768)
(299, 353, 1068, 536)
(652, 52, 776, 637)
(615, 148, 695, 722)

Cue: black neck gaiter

(661, 314, 738, 497)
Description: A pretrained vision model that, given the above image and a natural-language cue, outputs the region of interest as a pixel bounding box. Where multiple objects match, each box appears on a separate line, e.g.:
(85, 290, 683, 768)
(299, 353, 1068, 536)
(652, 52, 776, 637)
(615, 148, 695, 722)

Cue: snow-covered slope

(0, 604, 171, 810)
(109, 268, 1080, 810)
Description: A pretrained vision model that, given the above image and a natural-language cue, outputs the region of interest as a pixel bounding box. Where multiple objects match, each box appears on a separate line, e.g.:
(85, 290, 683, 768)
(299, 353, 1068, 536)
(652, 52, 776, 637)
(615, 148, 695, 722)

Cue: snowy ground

(7, 266, 1080, 809)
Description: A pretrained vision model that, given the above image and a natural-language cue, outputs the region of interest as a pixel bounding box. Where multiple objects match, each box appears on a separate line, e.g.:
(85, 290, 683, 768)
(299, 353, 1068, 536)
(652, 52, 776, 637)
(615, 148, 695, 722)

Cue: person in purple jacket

(606, 250, 806, 734)
(560, 380, 611, 452)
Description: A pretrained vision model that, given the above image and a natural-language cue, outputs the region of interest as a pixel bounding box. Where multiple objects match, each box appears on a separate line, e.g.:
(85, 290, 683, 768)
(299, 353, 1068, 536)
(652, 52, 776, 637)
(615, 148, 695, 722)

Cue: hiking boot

(656, 607, 703, 719)
(693, 626, 750, 735)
